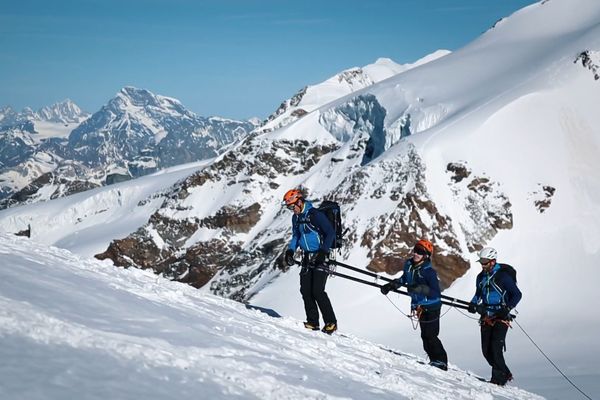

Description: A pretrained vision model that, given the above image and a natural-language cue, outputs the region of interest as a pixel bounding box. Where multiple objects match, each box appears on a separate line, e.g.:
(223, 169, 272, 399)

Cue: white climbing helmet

(478, 247, 498, 261)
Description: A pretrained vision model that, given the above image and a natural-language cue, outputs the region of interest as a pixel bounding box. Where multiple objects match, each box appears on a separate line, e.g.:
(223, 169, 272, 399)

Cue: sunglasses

(413, 247, 428, 256)
(478, 259, 493, 266)
(285, 201, 299, 210)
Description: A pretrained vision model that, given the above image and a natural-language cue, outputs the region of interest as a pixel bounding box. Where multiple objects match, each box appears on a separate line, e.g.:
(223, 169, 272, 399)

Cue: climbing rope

(514, 320, 593, 400)
(384, 294, 453, 330)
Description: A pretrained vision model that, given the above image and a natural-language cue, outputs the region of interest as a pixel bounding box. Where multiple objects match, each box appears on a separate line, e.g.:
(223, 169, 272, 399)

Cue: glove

(284, 249, 296, 266)
(407, 284, 430, 295)
(476, 304, 486, 315)
(380, 280, 399, 295)
(468, 303, 477, 314)
(495, 306, 511, 320)
(313, 250, 328, 266)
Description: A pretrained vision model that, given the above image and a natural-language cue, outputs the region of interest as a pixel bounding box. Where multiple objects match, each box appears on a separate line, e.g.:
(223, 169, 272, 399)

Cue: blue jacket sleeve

(287, 216, 300, 251)
(471, 275, 482, 304)
(498, 273, 522, 309)
(309, 209, 335, 251)
(396, 261, 410, 286)
(422, 267, 441, 300)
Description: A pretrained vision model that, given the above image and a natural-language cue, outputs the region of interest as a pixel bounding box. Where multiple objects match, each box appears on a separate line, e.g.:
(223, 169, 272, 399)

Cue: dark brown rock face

(96, 233, 166, 270)
(200, 203, 261, 233)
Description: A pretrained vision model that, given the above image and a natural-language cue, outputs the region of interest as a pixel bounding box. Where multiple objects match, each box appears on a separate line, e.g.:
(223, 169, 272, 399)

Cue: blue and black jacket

(394, 258, 442, 310)
(471, 263, 522, 317)
(288, 201, 335, 253)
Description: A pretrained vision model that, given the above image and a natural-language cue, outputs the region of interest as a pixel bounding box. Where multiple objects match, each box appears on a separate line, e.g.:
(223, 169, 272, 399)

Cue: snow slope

(0, 159, 213, 256)
(0, 233, 542, 400)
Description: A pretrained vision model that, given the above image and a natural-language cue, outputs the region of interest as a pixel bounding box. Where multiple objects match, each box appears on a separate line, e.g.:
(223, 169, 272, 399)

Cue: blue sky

(1, 0, 538, 120)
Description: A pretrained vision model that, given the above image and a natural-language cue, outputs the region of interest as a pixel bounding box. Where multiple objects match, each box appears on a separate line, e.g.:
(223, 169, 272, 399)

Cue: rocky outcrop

(530, 184, 556, 213)
(575, 51, 600, 81)
(259, 87, 308, 132)
(200, 203, 262, 233)
(340, 150, 468, 289)
(446, 162, 513, 252)
(1, 171, 100, 208)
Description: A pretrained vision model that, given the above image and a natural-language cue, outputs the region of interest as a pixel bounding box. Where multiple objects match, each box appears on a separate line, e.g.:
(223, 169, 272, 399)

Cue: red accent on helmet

(415, 239, 433, 256)
(283, 189, 303, 206)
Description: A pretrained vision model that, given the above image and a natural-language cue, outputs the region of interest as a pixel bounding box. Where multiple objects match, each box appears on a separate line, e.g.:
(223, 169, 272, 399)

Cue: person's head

(282, 189, 304, 215)
(477, 247, 497, 272)
(412, 239, 433, 263)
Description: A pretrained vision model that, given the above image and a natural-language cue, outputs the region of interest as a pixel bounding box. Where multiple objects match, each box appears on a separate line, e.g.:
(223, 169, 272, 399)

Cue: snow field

(0, 234, 542, 400)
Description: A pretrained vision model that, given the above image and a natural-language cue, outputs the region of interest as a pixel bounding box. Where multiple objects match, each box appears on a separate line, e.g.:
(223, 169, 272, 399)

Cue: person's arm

(396, 261, 410, 286)
(309, 209, 335, 251)
(381, 262, 405, 294)
(287, 216, 300, 251)
(471, 276, 482, 304)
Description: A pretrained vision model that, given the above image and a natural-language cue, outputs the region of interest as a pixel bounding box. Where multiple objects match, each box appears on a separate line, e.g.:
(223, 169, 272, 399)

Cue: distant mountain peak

(37, 99, 89, 124)
(115, 86, 161, 108)
(109, 86, 192, 120)
(118, 86, 156, 101)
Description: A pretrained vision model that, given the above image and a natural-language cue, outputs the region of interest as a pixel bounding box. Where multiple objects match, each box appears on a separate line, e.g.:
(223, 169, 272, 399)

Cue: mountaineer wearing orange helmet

(380, 239, 448, 371)
(282, 189, 338, 334)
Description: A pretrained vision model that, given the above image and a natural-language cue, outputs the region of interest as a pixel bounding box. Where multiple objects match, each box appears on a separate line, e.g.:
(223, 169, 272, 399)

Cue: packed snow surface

(0, 234, 543, 400)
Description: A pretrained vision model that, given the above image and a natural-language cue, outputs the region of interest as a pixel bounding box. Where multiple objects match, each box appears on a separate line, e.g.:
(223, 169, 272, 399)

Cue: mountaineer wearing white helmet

(468, 247, 522, 386)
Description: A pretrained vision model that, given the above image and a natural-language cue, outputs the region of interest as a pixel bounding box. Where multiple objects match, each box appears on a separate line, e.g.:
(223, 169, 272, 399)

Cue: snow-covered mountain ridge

(258, 52, 450, 134)
(0, 99, 88, 131)
(0, 233, 543, 400)
(0, 88, 257, 209)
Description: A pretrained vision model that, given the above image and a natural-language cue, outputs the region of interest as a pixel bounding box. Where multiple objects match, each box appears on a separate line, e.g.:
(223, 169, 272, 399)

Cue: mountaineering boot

(303, 321, 320, 331)
(428, 360, 448, 371)
(490, 370, 510, 385)
(322, 322, 337, 335)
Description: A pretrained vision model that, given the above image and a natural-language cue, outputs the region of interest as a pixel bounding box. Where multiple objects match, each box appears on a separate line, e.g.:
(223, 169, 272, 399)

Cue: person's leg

(480, 323, 494, 367)
(419, 308, 447, 367)
(299, 266, 319, 326)
(311, 268, 336, 324)
(489, 323, 510, 385)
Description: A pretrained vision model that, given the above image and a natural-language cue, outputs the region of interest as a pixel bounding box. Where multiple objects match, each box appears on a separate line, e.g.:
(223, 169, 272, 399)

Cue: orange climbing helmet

(414, 239, 433, 256)
(282, 189, 303, 206)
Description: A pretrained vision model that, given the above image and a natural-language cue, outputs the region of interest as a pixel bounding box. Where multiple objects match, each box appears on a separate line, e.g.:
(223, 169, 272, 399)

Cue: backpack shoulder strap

(299, 207, 322, 235)
(493, 264, 517, 292)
